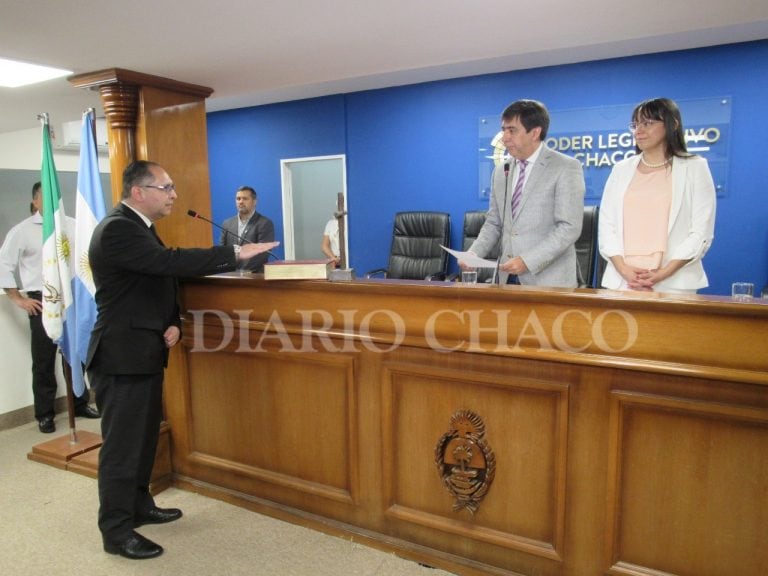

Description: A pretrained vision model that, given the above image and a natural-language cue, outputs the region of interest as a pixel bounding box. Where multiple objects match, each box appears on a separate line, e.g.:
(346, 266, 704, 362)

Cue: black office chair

(365, 211, 451, 280)
(595, 255, 608, 289)
(576, 205, 599, 288)
(457, 210, 500, 283)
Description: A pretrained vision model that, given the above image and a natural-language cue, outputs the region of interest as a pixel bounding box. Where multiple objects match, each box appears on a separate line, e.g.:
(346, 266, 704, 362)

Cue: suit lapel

(669, 157, 687, 232)
(116, 203, 163, 245)
(243, 212, 260, 242)
(149, 225, 165, 246)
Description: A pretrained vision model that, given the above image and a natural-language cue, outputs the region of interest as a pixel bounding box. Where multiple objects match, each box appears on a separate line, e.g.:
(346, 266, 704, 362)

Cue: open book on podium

(263, 258, 335, 280)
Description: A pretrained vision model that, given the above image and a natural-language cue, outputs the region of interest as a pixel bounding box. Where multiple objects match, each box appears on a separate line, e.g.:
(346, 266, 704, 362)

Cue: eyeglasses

(628, 120, 662, 132)
(141, 183, 176, 194)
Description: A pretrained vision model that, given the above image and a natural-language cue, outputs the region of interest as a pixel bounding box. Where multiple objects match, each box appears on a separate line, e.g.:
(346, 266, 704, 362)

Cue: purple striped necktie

(510, 159, 528, 218)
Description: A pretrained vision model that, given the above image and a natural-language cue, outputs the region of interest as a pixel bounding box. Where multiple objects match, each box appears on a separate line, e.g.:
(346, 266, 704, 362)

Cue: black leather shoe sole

(104, 532, 163, 560)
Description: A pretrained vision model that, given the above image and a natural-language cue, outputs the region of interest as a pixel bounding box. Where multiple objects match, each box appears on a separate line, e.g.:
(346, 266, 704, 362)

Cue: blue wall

(208, 40, 768, 295)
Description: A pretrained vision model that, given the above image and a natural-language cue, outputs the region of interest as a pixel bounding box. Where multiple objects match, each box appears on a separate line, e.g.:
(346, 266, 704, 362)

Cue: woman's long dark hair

(632, 98, 691, 159)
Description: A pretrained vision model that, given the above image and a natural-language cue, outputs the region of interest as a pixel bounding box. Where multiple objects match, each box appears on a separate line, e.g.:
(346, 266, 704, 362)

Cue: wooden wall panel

(137, 86, 212, 248)
(382, 361, 569, 561)
(606, 391, 768, 576)
(182, 347, 359, 505)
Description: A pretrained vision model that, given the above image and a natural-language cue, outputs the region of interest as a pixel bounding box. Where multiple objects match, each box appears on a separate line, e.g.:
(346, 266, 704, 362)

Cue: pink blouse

(623, 168, 673, 270)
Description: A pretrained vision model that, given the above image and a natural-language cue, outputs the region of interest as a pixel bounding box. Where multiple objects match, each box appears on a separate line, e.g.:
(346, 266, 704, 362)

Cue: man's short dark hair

(31, 181, 41, 198)
(236, 186, 257, 200)
(122, 160, 161, 199)
(502, 99, 550, 141)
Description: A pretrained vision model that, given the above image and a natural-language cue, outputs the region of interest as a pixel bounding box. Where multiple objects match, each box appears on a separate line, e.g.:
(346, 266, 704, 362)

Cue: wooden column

(58, 69, 217, 491)
(68, 68, 214, 248)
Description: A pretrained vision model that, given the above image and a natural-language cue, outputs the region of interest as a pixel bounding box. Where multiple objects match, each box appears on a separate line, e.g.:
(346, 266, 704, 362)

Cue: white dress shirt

(0, 212, 44, 291)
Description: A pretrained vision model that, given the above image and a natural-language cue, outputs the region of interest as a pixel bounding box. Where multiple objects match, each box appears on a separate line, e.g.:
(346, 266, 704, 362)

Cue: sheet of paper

(440, 245, 497, 268)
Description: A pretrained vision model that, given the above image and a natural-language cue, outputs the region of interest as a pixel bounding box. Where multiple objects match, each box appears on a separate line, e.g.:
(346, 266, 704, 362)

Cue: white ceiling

(2, 0, 767, 136)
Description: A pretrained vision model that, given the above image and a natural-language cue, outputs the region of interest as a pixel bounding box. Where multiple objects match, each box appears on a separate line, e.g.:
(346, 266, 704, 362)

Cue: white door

(280, 155, 348, 263)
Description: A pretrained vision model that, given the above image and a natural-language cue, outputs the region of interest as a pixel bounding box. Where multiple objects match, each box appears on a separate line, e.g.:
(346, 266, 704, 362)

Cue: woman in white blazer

(598, 98, 716, 294)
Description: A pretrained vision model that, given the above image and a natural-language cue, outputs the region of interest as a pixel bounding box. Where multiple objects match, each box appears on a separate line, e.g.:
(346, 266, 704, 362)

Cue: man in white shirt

(0, 182, 99, 433)
(321, 217, 341, 267)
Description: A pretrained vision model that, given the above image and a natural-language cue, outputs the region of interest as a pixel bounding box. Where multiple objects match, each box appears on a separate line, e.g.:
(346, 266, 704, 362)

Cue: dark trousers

(27, 293, 88, 420)
(90, 370, 163, 541)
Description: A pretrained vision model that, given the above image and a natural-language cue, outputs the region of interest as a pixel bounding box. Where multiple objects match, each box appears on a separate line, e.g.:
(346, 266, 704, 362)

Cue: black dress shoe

(75, 404, 100, 418)
(134, 507, 183, 527)
(104, 531, 163, 560)
(38, 417, 55, 433)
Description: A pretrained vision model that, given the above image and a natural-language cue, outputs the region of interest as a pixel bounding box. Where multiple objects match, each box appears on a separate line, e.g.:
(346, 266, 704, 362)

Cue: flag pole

(63, 354, 78, 443)
(27, 112, 102, 468)
(38, 114, 79, 443)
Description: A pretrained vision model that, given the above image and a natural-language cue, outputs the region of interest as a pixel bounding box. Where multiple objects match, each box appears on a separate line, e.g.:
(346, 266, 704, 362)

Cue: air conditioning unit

(53, 117, 109, 155)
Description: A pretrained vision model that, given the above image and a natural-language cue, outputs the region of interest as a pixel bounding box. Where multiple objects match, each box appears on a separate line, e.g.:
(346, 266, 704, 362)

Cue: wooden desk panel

(166, 276, 768, 576)
(381, 358, 569, 559)
(185, 349, 358, 504)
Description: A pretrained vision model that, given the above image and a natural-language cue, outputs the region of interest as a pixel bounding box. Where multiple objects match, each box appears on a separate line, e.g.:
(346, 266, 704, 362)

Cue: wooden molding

(68, 67, 213, 98)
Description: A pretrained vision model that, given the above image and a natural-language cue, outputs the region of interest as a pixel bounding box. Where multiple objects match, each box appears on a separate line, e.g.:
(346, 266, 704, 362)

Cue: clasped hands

(619, 263, 669, 291)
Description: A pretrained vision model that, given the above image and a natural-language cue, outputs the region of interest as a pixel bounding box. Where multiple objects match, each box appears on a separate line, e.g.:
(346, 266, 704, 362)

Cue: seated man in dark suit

(219, 186, 275, 272)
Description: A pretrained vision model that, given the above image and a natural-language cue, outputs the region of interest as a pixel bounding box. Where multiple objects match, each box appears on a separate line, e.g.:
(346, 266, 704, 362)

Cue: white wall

(0, 125, 110, 172)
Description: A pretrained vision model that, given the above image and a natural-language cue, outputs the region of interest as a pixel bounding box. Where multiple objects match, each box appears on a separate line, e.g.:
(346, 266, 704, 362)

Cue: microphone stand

(494, 161, 511, 285)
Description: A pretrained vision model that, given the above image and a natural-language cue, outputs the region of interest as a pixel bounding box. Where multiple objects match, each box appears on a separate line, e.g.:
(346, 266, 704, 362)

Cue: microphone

(187, 209, 245, 244)
(187, 209, 277, 259)
(494, 162, 512, 285)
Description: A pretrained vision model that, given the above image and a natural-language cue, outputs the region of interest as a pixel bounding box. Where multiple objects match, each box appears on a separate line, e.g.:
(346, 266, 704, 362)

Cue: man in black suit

(219, 185, 275, 272)
(87, 161, 278, 560)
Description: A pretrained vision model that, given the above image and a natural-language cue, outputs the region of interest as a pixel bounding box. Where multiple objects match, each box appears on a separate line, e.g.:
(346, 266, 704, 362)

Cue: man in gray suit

(220, 186, 275, 273)
(464, 100, 585, 287)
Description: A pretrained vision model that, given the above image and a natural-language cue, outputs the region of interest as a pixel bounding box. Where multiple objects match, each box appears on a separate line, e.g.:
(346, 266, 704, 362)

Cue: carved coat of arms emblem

(434, 409, 496, 515)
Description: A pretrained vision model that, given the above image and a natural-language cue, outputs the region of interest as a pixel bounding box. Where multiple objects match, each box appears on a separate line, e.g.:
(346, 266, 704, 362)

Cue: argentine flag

(70, 109, 107, 395)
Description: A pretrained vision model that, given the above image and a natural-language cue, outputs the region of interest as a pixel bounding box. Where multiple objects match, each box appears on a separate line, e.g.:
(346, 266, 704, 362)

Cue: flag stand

(27, 353, 101, 470)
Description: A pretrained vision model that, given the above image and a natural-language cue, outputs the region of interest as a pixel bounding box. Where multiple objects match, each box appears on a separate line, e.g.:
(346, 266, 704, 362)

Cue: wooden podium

(164, 275, 768, 576)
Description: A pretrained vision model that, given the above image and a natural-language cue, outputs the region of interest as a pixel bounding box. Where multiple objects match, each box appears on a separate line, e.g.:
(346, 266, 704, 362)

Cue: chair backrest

(463, 210, 499, 283)
(595, 255, 608, 288)
(388, 211, 451, 279)
(576, 205, 599, 287)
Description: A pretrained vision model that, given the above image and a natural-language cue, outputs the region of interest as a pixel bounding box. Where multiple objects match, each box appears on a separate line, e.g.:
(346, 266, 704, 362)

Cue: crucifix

(334, 192, 347, 269)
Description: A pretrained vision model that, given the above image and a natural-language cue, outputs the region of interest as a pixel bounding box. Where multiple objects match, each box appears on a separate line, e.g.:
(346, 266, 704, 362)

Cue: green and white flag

(40, 114, 73, 342)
